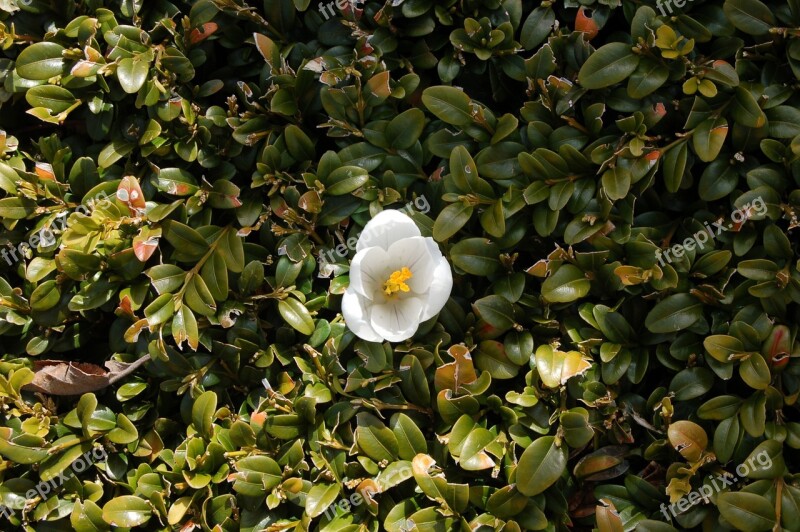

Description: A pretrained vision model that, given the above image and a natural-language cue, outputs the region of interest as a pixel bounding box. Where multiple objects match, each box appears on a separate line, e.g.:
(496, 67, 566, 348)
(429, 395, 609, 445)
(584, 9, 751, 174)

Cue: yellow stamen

(383, 267, 413, 296)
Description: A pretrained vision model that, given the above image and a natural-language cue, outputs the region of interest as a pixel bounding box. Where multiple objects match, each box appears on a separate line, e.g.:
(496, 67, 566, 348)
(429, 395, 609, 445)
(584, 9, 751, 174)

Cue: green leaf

(542, 265, 591, 303)
(739, 353, 770, 390)
(385, 108, 425, 150)
(200, 252, 229, 301)
(486, 485, 527, 518)
(717, 492, 776, 531)
(72, 500, 110, 532)
(521, 6, 555, 50)
(116, 382, 147, 402)
(161, 220, 209, 260)
(306, 484, 340, 518)
(723, 0, 774, 36)
(40, 440, 94, 481)
(473, 295, 515, 330)
(475, 340, 520, 379)
(662, 141, 688, 193)
(421, 86, 473, 126)
(15, 42, 66, 80)
(233, 455, 282, 495)
(0, 197, 36, 219)
(627, 58, 669, 99)
(355, 412, 398, 462)
(548, 180, 573, 210)
(732, 87, 766, 128)
(578, 42, 641, 89)
(156, 168, 199, 196)
(355, 340, 389, 373)
(107, 414, 138, 444)
(766, 105, 800, 138)
(670, 367, 714, 400)
(698, 162, 738, 201)
(433, 202, 473, 241)
(139, 119, 161, 145)
(192, 390, 217, 439)
(25, 86, 78, 113)
(602, 166, 631, 200)
(278, 297, 314, 335)
(704, 335, 744, 363)
(505, 330, 533, 365)
(516, 436, 567, 496)
(391, 413, 427, 460)
(284, 124, 315, 161)
(763, 224, 792, 259)
(102, 496, 152, 528)
(220, 229, 245, 273)
(117, 56, 150, 94)
(325, 166, 369, 196)
(172, 306, 200, 351)
(491, 113, 519, 144)
(147, 264, 186, 294)
(449, 145, 493, 198)
(693, 117, 728, 162)
(271, 87, 297, 115)
(738, 259, 779, 280)
(399, 354, 431, 407)
(479, 200, 505, 238)
(714, 416, 741, 463)
(698, 395, 741, 420)
(0, 162, 19, 194)
(183, 275, 217, 316)
(406, 506, 462, 530)
(743, 440, 785, 479)
(450, 238, 500, 275)
(411, 454, 470, 513)
(740, 391, 767, 437)
(0, 428, 49, 464)
(144, 293, 175, 327)
(30, 280, 61, 312)
(634, 521, 678, 532)
(458, 427, 496, 470)
(645, 294, 703, 333)
(75, 393, 97, 436)
(560, 410, 594, 448)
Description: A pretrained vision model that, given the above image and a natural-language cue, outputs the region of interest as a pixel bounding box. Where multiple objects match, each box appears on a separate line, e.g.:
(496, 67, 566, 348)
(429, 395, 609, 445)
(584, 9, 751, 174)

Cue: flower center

(383, 267, 413, 296)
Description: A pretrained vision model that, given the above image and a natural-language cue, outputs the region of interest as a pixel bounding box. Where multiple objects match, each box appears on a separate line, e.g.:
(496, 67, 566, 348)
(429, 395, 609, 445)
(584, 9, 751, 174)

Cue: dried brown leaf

(22, 355, 151, 396)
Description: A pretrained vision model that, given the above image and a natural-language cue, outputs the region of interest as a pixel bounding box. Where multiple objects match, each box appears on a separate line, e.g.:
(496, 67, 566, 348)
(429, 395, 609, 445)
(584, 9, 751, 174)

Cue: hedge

(0, 0, 799, 530)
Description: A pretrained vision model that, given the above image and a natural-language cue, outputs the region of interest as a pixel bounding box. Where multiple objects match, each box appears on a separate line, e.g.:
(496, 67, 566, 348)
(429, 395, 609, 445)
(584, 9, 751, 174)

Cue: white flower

(342, 210, 453, 342)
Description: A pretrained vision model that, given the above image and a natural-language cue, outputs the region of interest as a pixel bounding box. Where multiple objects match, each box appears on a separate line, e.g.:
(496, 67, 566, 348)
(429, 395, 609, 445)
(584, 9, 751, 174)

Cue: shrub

(0, 0, 799, 530)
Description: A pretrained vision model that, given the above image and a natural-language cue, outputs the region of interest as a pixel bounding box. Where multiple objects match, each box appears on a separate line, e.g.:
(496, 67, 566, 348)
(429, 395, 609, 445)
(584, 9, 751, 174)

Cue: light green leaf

(516, 436, 567, 496)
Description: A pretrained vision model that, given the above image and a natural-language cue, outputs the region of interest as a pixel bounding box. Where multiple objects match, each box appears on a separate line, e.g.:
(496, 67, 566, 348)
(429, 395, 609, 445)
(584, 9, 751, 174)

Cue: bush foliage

(1, 0, 799, 530)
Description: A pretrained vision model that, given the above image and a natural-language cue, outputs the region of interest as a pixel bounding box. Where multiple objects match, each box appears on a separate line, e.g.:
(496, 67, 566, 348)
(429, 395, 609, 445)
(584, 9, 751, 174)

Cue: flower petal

(356, 210, 421, 252)
(386, 236, 435, 293)
(370, 296, 424, 342)
(342, 288, 384, 342)
(425, 237, 444, 261)
(349, 246, 391, 300)
(420, 256, 453, 321)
